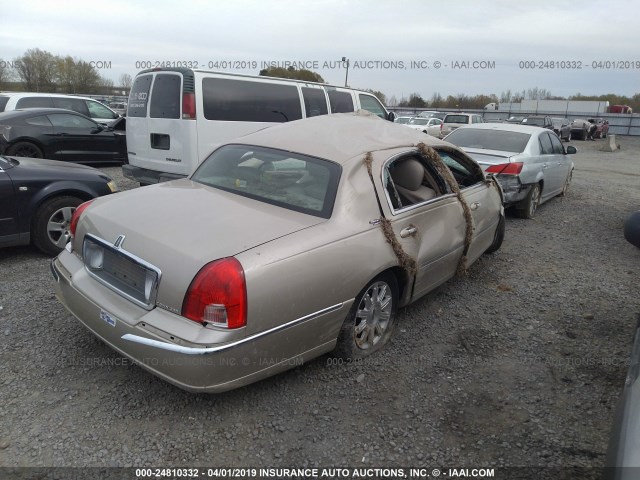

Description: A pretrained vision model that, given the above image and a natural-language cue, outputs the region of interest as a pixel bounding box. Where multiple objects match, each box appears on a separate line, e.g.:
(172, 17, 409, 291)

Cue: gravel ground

(1, 135, 639, 478)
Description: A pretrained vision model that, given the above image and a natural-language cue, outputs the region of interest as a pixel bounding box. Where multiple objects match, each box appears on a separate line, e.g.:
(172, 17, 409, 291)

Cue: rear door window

(16, 97, 53, 109)
(150, 74, 181, 119)
(301, 87, 328, 117)
(549, 133, 564, 153)
(202, 78, 303, 122)
(538, 133, 554, 154)
(326, 90, 354, 113)
(128, 75, 153, 118)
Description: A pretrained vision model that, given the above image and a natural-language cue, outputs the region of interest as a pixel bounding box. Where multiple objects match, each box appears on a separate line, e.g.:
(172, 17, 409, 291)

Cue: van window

(0, 96, 9, 112)
(202, 78, 303, 122)
(327, 90, 354, 113)
(301, 87, 328, 117)
(52, 97, 90, 117)
(16, 97, 53, 109)
(358, 94, 386, 119)
(128, 75, 153, 118)
(150, 74, 181, 119)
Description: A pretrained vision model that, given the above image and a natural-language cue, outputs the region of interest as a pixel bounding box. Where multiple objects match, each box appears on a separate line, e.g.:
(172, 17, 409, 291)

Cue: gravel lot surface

(1, 135, 639, 478)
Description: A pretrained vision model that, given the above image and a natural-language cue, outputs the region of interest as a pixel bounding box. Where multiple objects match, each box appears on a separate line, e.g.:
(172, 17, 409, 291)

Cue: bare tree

(14, 48, 57, 91)
(119, 73, 133, 91)
(0, 61, 14, 89)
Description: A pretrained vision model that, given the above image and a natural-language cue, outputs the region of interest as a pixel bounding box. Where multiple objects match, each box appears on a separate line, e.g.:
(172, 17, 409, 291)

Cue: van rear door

(126, 74, 152, 167)
(127, 71, 198, 178)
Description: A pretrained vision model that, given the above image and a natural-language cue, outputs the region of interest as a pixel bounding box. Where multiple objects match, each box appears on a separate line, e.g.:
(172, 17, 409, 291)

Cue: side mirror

(90, 125, 104, 134)
(566, 146, 577, 154)
(387, 111, 397, 122)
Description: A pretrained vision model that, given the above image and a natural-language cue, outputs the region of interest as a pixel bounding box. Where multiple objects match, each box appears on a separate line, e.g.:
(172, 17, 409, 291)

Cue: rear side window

(202, 78, 303, 122)
(128, 75, 153, 118)
(150, 74, 181, 119)
(16, 97, 53, 109)
(24, 115, 53, 126)
(327, 90, 354, 113)
(48, 113, 96, 129)
(301, 87, 328, 117)
(0, 96, 9, 112)
(358, 94, 386, 119)
(52, 97, 90, 117)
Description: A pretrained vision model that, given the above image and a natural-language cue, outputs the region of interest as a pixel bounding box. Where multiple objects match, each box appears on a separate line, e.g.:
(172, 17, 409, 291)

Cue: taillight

(485, 162, 524, 175)
(182, 258, 247, 329)
(70, 200, 94, 237)
(182, 92, 196, 119)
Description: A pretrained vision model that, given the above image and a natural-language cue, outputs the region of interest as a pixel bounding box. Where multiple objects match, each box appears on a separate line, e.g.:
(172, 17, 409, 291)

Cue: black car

(521, 115, 554, 130)
(0, 108, 126, 164)
(551, 117, 572, 141)
(0, 155, 117, 255)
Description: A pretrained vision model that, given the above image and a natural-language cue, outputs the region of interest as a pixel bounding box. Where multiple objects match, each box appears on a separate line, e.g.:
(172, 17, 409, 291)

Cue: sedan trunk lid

(76, 179, 326, 312)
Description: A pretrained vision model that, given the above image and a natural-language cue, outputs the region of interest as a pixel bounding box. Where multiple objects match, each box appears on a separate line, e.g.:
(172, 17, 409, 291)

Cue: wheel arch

(25, 184, 97, 232)
(7, 137, 47, 155)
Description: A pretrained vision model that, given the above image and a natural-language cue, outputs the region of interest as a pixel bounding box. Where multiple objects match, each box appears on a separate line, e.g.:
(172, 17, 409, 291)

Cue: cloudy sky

(1, 0, 638, 100)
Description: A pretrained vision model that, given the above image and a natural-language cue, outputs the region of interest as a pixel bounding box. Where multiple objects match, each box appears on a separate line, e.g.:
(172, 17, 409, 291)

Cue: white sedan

(405, 117, 443, 136)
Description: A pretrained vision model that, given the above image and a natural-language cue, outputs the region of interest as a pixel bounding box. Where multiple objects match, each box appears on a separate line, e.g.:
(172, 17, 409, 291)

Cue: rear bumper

(51, 252, 345, 393)
(493, 175, 531, 205)
(122, 164, 187, 185)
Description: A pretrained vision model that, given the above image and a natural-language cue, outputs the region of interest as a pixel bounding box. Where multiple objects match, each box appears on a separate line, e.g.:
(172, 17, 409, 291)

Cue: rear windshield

(0, 96, 8, 112)
(150, 74, 181, 119)
(202, 78, 303, 122)
(409, 118, 429, 125)
(192, 144, 341, 219)
(445, 128, 531, 153)
(128, 75, 152, 118)
(444, 115, 470, 124)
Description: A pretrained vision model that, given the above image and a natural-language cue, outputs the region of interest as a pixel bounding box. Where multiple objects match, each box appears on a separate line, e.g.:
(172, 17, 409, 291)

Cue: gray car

(51, 112, 504, 393)
(444, 123, 575, 218)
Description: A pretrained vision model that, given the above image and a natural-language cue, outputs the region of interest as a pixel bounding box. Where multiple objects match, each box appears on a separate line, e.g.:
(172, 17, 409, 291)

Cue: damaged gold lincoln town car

(51, 111, 504, 393)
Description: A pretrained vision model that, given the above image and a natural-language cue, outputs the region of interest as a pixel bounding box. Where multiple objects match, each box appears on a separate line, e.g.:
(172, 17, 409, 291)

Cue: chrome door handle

(542, 163, 547, 169)
(470, 202, 481, 210)
(400, 226, 417, 238)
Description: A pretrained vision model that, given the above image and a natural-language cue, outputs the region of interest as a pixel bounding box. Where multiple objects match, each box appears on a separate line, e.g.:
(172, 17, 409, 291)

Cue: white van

(123, 68, 395, 185)
(0, 92, 121, 125)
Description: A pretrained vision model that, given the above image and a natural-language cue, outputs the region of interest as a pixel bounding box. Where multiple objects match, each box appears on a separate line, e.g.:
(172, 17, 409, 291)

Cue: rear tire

(334, 273, 399, 360)
(6, 141, 43, 158)
(32, 196, 83, 256)
(484, 214, 505, 254)
(517, 183, 541, 219)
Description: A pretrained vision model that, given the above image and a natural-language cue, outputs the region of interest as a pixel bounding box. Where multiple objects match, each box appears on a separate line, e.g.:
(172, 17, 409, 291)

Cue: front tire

(6, 141, 44, 158)
(334, 273, 399, 360)
(32, 196, 84, 256)
(517, 183, 541, 219)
